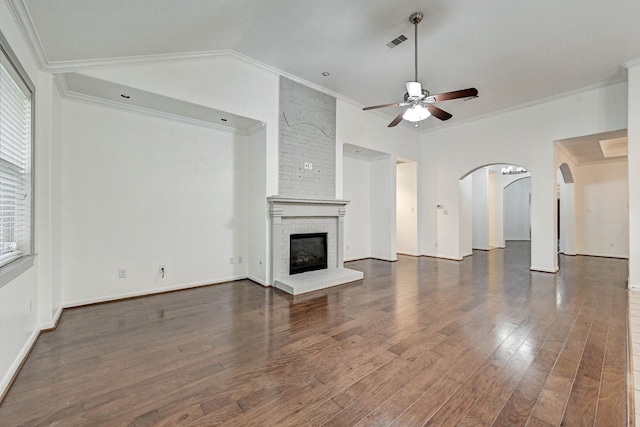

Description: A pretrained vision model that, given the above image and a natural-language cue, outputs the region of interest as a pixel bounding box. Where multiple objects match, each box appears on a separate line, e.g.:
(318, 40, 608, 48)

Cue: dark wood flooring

(0, 242, 630, 426)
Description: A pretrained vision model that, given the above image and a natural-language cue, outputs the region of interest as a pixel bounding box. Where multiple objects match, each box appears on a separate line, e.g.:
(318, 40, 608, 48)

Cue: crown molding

(624, 57, 640, 69)
(52, 73, 68, 96)
(6, 1, 364, 105)
(64, 89, 250, 134)
(246, 121, 266, 134)
(6, 0, 49, 68)
(554, 142, 579, 166)
(423, 77, 628, 135)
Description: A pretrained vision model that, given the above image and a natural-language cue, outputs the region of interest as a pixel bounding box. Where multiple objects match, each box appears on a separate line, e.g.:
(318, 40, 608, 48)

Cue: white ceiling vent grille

(386, 35, 407, 48)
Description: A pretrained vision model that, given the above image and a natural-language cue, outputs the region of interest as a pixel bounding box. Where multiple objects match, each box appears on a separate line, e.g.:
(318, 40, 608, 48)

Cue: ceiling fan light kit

(403, 104, 431, 122)
(363, 12, 478, 128)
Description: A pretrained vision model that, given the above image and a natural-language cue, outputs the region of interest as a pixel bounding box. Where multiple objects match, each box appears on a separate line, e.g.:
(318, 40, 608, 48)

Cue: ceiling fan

(363, 12, 478, 127)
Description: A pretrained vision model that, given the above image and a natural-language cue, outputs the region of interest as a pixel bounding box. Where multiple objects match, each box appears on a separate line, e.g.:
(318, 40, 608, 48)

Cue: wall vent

(386, 34, 408, 48)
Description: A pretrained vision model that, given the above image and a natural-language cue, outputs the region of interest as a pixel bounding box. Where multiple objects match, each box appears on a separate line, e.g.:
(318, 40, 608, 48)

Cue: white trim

(63, 90, 250, 134)
(0, 254, 35, 290)
(53, 73, 68, 96)
(530, 266, 560, 273)
(575, 252, 629, 260)
(625, 58, 640, 70)
(40, 306, 63, 331)
(0, 327, 39, 402)
(246, 121, 266, 135)
(63, 275, 248, 308)
(397, 251, 420, 257)
(1, 6, 367, 113)
(5, 0, 49, 69)
(423, 254, 464, 261)
(424, 78, 627, 134)
(554, 142, 579, 165)
(247, 275, 268, 287)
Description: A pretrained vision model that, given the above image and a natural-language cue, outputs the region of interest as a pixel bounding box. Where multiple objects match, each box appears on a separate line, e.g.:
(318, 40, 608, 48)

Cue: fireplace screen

(289, 233, 328, 275)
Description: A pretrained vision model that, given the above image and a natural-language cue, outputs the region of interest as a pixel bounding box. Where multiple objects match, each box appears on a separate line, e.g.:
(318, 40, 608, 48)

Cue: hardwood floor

(0, 242, 630, 426)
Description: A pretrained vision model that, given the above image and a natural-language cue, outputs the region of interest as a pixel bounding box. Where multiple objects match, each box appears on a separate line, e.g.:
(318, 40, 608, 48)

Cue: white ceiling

(12, 0, 640, 127)
(556, 129, 628, 164)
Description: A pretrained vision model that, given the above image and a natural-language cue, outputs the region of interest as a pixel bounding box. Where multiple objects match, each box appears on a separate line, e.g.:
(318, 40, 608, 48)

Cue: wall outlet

(610, 242, 615, 248)
(229, 257, 235, 264)
(119, 269, 127, 278)
(309, 162, 313, 170)
(238, 256, 243, 263)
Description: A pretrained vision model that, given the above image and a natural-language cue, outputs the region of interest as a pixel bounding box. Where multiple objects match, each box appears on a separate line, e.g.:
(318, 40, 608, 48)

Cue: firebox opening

(289, 233, 328, 275)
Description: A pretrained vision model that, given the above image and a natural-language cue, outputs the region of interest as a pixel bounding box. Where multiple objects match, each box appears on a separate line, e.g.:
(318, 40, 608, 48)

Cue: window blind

(0, 57, 31, 266)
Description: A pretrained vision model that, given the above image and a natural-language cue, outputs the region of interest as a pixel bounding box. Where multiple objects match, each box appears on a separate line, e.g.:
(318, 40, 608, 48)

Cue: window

(0, 30, 34, 277)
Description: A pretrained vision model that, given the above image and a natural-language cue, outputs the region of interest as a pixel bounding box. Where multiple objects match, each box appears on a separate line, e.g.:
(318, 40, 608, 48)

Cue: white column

(337, 207, 346, 268)
(268, 205, 283, 285)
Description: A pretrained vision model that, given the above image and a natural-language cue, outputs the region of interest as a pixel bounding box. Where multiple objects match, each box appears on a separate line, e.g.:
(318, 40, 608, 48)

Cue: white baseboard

(397, 252, 420, 257)
(247, 275, 268, 287)
(530, 266, 560, 273)
(422, 254, 464, 261)
(40, 306, 63, 331)
(0, 327, 39, 403)
(64, 275, 248, 308)
(575, 252, 628, 260)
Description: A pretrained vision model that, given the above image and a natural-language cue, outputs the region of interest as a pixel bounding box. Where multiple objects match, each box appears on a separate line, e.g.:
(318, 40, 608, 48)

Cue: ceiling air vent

(386, 34, 407, 48)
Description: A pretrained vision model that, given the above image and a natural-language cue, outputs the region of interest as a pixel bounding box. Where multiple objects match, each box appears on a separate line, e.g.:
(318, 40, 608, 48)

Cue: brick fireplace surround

(268, 197, 363, 295)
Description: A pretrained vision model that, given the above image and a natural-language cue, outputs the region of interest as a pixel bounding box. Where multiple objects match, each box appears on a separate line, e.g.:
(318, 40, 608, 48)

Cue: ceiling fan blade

(426, 104, 453, 121)
(363, 102, 402, 111)
(388, 108, 409, 127)
(425, 88, 478, 103)
(405, 82, 422, 98)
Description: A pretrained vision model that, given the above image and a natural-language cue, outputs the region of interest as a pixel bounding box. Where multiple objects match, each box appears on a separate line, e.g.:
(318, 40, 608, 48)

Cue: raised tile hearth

(267, 197, 364, 295)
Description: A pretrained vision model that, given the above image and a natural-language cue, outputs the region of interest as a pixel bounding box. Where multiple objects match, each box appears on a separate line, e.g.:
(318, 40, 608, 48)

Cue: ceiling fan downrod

(409, 12, 423, 83)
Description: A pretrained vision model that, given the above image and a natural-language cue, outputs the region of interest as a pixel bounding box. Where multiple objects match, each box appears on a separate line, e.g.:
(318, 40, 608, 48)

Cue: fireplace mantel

(267, 196, 363, 295)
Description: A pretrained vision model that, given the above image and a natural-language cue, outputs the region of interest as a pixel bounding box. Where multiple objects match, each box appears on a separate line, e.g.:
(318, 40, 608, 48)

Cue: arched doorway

(459, 164, 532, 261)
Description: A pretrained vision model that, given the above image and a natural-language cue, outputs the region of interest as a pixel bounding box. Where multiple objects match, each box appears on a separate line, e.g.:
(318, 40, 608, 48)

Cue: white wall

(370, 156, 397, 261)
(493, 170, 526, 248)
(421, 81, 628, 271)
(559, 182, 576, 255)
(629, 64, 640, 289)
(504, 178, 531, 240)
(343, 155, 371, 261)
(336, 101, 420, 198)
(0, 1, 57, 398)
(575, 160, 628, 258)
(472, 168, 490, 250)
(488, 170, 497, 248)
(82, 54, 281, 197)
(459, 175, 473, 256)
(336, 100, 419, 260)
(60, 99, 250, 305)
(556, 163, 576, 255)
(247, 125, 268, 284)
(396, 162, 418, 256)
